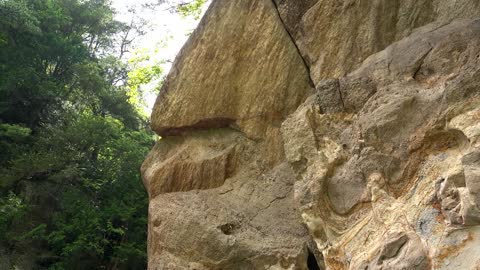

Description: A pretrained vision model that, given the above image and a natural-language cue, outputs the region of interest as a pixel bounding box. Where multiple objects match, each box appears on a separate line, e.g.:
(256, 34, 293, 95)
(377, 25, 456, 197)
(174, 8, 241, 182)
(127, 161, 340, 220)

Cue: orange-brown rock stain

(325, 248, 349, 270)
(435, 232, 473, 267)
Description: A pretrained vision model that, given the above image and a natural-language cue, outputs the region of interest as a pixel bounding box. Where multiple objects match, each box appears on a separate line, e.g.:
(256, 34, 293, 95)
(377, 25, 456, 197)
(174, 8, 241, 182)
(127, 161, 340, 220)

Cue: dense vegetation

(0, 0, 206, 269)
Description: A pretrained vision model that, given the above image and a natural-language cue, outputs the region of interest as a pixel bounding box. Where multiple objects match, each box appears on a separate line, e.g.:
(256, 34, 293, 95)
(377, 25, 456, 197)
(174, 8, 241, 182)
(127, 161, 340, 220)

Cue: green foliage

(0, 124, 32, 187)
(0, 123, 31, 141)
(0, 192, 28, 245)
(0, 0, 156, 269)
(0, 0, 41, 34)
(176, 0, 207, 19)
(36, 118, 152, 269)
(127, 47, 165, 111)
(0, 96, 153, 270)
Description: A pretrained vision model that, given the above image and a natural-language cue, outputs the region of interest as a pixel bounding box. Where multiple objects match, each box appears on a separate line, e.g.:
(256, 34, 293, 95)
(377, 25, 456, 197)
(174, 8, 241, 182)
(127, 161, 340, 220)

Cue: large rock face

(274, 0, 480, 84)
(143, 0, 480, 269)
(151, 0, 313, 140)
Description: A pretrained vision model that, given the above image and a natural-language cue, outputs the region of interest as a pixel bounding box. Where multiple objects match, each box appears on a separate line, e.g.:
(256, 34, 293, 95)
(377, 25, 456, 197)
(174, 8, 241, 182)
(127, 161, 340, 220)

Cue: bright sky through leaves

(111, 0, 210, 113)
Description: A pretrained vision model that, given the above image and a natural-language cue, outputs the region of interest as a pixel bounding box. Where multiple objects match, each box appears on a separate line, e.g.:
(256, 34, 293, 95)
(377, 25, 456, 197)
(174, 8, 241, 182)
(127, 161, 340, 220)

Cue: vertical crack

(307, 248, 321, 270)
(335, 79, 346, 110)
(412, 45, 434, 80)
(270, 0, 316, 88)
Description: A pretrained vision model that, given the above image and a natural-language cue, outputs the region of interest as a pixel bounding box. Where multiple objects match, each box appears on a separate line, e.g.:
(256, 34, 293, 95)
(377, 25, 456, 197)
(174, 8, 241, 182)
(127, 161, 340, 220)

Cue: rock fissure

(270, 0, 315, 88)
(158, 117, 236, 136)
(412, 46, 434, 80)
(307, 248, 321, 270)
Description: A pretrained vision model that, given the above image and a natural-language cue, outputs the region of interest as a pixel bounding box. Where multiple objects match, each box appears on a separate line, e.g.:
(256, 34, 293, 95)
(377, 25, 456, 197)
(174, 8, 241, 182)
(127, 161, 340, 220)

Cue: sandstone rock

(349, 231, 430, 270)
(141, 129, 247, 198)
(147, 164, 312, 269)
(143, 0, 480, 268)
(283, 19, 480, 269)
(150, 0, 313, 140)
(274, 0, 480, 84)
(449, 108, 480, 145)
(315, 79, 344, 114)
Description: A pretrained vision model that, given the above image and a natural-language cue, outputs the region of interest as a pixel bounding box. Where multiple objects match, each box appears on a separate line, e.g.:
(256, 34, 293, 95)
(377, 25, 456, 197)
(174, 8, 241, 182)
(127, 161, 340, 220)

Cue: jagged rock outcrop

(283, 19, 480, 269)
(143, 0, 480, 269)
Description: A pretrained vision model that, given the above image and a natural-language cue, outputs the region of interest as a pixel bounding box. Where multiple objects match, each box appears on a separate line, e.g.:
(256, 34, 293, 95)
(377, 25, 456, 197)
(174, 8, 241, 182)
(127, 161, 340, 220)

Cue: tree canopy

(0, 0, 175, 268)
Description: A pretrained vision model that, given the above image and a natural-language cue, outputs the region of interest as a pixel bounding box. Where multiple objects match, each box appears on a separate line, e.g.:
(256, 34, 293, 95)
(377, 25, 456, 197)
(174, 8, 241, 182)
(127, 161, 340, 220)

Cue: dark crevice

(218, 223, 239, 235)
(156, 117, 236, 136)
(412, 46, 434, 80)
(307, 248, 321, 270)
(335, 79, 346, 110)
(270, 0, 316, 88)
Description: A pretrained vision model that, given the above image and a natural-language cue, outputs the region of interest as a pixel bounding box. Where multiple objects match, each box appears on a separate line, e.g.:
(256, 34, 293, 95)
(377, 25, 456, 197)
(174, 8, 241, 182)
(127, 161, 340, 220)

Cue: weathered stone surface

(144, 2, 318, 267)
(280, 19, 480, 269)
(147, 164, 312, 269)
(151, 0, 313, 139)
(143, 0, 480, 268)
(349, 231, 430, 270)
(274, 0, 480, 84)
(141, 129, 247, 198)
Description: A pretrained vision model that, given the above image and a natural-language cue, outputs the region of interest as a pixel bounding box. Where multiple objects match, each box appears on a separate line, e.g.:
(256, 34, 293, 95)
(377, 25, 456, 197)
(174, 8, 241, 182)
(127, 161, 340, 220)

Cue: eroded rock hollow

(142, 0, 480, 269)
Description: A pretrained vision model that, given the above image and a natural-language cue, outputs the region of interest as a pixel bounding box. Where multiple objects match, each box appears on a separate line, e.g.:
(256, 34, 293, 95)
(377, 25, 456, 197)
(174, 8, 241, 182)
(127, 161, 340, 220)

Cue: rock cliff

(142, 1, 480, 269)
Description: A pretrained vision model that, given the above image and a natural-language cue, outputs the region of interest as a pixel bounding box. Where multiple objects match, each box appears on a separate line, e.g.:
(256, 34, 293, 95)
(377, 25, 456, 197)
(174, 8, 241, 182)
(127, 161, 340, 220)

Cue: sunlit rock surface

(274, 0, 480, 84)
(143, 0, 480, 269)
